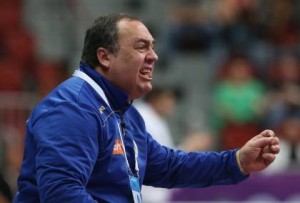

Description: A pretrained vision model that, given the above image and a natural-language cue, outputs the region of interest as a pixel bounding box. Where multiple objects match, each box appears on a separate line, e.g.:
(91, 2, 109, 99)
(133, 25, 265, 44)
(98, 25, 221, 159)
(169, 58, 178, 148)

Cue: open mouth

(139, 68, 152, 80)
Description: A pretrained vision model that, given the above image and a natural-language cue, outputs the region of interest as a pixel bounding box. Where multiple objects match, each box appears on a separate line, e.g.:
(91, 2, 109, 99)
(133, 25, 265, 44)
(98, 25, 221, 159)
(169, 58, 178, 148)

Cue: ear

(97, 48, 110, 69)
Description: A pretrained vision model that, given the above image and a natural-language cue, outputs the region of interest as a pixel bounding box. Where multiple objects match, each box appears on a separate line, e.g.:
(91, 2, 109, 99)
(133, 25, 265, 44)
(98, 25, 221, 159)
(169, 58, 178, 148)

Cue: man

(14, 14, 280, 203)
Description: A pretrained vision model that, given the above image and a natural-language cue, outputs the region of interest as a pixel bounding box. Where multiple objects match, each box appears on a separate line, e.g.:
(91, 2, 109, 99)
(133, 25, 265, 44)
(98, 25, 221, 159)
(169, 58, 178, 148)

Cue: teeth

(140, 68, 151, 75)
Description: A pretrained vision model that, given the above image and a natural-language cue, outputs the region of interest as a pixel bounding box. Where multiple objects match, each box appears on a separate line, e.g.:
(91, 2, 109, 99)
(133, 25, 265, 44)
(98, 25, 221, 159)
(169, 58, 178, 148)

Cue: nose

(146, 48, 158, 62)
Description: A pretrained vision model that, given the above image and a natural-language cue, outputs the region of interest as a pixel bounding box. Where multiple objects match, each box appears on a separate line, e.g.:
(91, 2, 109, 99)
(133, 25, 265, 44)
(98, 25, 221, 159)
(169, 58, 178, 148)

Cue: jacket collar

(79, 62, 131, 113)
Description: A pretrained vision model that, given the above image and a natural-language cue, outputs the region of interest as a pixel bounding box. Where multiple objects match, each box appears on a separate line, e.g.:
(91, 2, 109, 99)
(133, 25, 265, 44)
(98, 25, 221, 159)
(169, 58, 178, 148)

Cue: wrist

(236, 150, 249, 175)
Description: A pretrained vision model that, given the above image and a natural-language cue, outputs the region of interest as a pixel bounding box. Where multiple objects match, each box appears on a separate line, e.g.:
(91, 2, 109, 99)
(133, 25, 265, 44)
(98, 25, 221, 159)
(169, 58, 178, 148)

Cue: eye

(136, 43, 147, 51)
(134, 40, 155, 53)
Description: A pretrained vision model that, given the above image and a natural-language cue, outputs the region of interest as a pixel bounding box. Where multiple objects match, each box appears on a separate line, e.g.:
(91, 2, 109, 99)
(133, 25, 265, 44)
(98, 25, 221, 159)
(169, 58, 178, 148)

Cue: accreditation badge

(129, 176, 142, 203)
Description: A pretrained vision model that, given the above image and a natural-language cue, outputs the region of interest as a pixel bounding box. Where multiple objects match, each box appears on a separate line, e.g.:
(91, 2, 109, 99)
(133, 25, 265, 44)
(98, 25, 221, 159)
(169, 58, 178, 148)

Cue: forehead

(117, 19, 155, 44)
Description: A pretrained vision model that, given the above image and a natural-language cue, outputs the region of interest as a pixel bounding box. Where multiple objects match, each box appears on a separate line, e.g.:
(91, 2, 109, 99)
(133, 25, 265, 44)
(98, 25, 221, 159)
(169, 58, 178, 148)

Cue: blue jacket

(14, 63, 247, 203)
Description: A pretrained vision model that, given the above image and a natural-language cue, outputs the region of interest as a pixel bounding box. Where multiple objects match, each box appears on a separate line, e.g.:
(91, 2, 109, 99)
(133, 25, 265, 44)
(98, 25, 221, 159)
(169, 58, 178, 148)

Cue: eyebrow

(135, 38, 155, 45)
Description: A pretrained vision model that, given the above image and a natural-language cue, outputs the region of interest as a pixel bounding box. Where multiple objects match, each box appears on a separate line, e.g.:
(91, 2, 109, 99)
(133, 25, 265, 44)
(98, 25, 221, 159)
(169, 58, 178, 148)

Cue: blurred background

(1, 0, 300, 202)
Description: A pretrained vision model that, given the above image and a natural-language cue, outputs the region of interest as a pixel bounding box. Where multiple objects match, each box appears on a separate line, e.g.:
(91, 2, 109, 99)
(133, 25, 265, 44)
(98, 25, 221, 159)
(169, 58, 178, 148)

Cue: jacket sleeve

(32, 102, 101, 202)
(143, 134, 248, 188)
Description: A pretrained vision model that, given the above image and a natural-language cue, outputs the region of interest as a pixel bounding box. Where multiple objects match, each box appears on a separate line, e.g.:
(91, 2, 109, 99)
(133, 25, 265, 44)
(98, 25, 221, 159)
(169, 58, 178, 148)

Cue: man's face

(107, 19, 158, 100)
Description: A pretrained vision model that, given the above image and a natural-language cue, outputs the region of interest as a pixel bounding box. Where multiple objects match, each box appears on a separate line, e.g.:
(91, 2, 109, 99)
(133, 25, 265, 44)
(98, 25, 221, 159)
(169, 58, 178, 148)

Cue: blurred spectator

(211, 54, 266, 150)
(278, 118, 300, 166)
(159, 0, 212, 66)
(134, 86, 176, 203)
(263, 52, 300, 172)
(179, 131, 214, 152)
(262, 0, 300, 47)
(166, 0, 211, 53)
(135, 86, 213, 203)
(262, 116, 300, 174)
(0, 126, 14, 203)
(0, 174, 12, 203)
(265, 52, 300, 129)
(0, 125, 24, 195)
(211, 0, 261, 52)
(135, 86, 176, 148)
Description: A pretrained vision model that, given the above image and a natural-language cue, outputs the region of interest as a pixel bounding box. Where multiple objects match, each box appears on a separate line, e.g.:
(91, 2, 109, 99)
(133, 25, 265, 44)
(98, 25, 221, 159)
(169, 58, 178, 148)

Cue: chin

(144, 84, 153, 94)
(131, 85, 152, 100)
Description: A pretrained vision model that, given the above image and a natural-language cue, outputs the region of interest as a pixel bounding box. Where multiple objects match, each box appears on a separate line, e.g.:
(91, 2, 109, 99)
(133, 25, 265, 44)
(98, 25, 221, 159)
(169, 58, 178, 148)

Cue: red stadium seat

(221, 122, 261, 150)
(2, 29, 36, 67)
(34, 61, 68, 96)
(0, 1, 22, 33)
(0, 58, 25, 91)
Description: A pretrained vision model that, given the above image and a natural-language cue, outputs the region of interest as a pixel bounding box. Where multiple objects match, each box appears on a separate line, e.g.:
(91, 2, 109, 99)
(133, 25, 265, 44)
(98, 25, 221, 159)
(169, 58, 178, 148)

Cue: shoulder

(29, 80, 106, 131)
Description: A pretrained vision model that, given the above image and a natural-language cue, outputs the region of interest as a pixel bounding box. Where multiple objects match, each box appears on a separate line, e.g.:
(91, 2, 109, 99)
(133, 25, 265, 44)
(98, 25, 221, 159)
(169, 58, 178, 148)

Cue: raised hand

(236, 130, 280, 175)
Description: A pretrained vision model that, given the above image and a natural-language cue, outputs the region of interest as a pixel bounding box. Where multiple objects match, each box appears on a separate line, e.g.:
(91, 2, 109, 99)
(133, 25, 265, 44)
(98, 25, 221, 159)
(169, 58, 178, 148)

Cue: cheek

(114, 52, 146, 83)
(117, 66, 140, 88)
(114, 56, 139, 74)
(126, 58, 144, 77)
